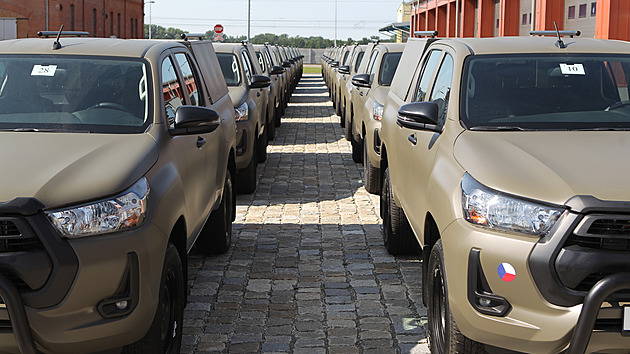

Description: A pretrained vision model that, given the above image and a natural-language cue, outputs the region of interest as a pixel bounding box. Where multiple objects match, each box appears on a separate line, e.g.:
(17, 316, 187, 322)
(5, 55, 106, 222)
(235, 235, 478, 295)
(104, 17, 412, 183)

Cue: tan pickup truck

(380, 34, 630, 353)
(0, 33, 235, 353)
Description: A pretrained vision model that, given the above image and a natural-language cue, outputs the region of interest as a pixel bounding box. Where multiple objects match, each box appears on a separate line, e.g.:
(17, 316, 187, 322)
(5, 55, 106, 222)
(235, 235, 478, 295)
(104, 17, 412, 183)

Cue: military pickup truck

(380, 34, 630, 353)
(0, 33, 235, 353)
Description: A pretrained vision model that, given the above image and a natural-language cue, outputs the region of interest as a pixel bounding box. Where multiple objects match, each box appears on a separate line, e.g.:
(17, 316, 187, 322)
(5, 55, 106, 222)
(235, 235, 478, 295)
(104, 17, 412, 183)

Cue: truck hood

(371, 85, 391, 105)
(227, 86, 248, 108)
(453, 131, 630, 206)
(0, 132, 158, 209)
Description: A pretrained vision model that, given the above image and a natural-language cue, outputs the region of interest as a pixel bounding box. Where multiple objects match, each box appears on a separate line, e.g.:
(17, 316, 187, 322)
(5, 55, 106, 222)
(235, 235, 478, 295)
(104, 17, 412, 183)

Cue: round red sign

(214, 24, 224, 34)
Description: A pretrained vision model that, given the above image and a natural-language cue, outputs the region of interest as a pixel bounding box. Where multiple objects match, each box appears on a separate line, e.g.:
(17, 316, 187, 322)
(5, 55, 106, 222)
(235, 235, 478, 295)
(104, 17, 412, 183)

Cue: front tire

(363, 139, 380, 194)
(257, 127, 268, 163)
(427, 240, 484, 354)
(381, 167, 416, 255)
(196, 170, 234, 255)
(237, 139, 257, 194)
(123, 243, 184, 354)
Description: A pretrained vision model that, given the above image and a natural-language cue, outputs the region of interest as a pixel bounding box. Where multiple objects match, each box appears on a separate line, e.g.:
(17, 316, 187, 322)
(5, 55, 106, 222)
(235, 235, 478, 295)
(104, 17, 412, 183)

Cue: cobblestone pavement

(182, 73, 430, 354)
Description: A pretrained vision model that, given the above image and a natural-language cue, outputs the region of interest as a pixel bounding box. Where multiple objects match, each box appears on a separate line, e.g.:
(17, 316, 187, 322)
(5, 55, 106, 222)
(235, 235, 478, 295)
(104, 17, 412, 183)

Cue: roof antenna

(52, 24, 63, 50)
(554, 22, 566, 49)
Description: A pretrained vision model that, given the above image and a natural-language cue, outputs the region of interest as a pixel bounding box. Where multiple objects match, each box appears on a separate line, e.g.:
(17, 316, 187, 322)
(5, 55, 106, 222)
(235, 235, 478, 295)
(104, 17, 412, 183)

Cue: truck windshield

(0, 56, 149, 133)
(461, 54, 630, 130)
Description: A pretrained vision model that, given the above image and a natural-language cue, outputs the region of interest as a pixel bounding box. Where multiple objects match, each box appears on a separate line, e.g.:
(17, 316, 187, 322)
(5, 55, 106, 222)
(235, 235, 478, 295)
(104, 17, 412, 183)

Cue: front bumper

(235, 119, 257, 170)
(0, 198, 167, 353)
(442, 215, 630, 353)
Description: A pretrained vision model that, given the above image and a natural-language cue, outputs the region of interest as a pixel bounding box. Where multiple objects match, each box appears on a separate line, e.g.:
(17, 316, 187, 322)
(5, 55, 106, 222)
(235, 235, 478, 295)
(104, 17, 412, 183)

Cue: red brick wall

(0, 0, 144, 38)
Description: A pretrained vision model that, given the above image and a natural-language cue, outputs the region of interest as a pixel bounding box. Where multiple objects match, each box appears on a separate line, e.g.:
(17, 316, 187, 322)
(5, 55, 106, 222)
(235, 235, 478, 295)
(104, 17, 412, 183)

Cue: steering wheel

(88, 102, 130, 112)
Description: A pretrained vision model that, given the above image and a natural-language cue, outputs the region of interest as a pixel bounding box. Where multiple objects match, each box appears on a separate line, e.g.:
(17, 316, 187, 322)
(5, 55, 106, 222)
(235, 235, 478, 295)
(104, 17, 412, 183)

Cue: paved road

(182, 73, 431, 354)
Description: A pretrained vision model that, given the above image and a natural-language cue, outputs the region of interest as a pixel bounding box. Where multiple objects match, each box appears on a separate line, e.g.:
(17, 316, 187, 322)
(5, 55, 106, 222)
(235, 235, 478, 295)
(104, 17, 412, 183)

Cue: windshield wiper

(0, 128, 92, 133)
(605, 101, 630, 111)
(469, 126, 529, 131)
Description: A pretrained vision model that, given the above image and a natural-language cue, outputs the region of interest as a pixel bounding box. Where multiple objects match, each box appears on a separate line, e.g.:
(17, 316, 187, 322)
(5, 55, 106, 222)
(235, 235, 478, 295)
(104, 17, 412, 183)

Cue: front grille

(567, 234, 630, 251)
(588, 219, 630, 236)
(0, 221, 20, 237)
(567, 216, 630, 251)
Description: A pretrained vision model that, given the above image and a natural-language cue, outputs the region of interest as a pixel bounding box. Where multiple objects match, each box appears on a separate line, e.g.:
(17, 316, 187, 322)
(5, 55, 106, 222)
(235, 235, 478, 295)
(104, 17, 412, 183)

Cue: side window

(241, 52, 253, 84)
(174, 53, 201, 106)
(264, 51, 273, 69)
(429, 54, 454, 125)
(256, 51, 266, 73)
(364, 50, 379, 75)
(355, 52, 365, 73)
(415, 50, 443, 102)
(342, 51, 350, 65)
(161, 57, 183, 128)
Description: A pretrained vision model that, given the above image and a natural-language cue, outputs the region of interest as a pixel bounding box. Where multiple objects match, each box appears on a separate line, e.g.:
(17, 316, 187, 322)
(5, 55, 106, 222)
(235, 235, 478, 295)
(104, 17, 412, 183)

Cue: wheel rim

(431, 265, 447, 353)
(160, 269, 178, 353)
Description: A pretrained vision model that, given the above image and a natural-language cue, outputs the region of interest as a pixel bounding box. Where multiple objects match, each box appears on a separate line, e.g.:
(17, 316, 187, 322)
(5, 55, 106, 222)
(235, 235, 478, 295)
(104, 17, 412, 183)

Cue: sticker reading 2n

(559, 63, 585, 75)
(31, 65, 57, 77)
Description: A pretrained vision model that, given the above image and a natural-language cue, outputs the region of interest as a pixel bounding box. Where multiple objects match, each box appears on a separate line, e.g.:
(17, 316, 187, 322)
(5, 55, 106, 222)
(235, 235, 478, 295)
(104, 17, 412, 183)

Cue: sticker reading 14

(559, 63, 585, 75)
(31, 65, 57, 77)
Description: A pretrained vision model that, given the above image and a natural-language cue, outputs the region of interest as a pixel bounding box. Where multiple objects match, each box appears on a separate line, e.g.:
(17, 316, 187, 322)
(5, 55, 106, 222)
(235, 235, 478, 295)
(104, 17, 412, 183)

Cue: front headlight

(47, 177, 149, 238)
(461, 173, 564, 236)
(372, 101, 384, 121)
(235, 102, 249, 122)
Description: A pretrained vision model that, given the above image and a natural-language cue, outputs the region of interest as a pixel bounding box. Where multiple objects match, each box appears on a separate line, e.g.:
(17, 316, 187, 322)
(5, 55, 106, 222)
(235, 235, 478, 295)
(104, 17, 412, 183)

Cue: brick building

(0, 0, 144, 39)
(409, 0, 630, 41)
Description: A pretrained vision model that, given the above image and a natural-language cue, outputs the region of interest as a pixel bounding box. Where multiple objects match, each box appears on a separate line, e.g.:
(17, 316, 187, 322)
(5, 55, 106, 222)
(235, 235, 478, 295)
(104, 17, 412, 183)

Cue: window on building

(69, 5, 75, 30)
(496, 18, 500, 28)
(92, 9, 97, 37)
(529, 13, 532, 24)
(135, 19, 139, 38)
(591, 2, 596, 16)
(579, 4, 587, 18)
(568, 6, 576, 19)
(117, 13, 121, 37)
(131, 17, 134, 38)
(522, 14, 528, 25)
(110, 12, 113, 36)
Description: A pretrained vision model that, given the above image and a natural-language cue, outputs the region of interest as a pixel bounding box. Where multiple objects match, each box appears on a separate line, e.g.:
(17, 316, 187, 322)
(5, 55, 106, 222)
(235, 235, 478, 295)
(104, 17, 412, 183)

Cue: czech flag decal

(497, 263, 516, 282)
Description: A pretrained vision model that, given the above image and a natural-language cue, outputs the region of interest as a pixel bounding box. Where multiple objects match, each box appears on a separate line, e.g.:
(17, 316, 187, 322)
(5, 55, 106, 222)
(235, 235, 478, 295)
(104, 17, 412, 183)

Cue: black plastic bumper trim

(567, 272, 630, 354)
(0, 275, 36, 354)
(467, 249, 512, 317)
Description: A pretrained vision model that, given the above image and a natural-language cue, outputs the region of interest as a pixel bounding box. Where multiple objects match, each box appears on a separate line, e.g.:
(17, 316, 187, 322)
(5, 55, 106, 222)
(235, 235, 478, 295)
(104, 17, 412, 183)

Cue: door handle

(257, 92, 261, 97)
(197, 136, 206, 148)
(408, 134, 417, 145)
(359, 91, 364, 96)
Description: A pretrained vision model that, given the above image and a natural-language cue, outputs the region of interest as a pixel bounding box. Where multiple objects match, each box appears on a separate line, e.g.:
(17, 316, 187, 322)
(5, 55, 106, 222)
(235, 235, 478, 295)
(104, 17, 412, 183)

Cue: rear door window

(173, 53, 202, 106)
(379, 52, 402, 86)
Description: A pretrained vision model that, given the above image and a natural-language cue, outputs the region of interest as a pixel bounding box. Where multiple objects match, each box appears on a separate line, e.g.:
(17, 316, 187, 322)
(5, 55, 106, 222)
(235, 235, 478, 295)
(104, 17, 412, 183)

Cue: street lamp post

(247, 0, 251, 40)
(145, 1, 155, 39)
(334, 0, 337, 46)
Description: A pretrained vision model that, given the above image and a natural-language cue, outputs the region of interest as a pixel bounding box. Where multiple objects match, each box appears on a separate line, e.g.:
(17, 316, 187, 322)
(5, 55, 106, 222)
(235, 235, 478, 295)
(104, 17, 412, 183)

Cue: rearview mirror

(352, 73, 371, 88)
(171, 106, 220, 135)
(397, 102, 441, 132)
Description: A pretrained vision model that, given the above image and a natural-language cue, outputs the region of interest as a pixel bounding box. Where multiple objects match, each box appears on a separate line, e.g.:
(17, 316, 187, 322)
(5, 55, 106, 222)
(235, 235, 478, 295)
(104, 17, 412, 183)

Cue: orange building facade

(410, 0, 630, 41)
(0, 0, 144, 39)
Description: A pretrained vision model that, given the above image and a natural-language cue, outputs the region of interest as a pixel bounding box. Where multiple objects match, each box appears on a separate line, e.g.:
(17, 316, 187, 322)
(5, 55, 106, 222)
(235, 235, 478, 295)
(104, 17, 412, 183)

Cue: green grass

(303, 65, 322, 75)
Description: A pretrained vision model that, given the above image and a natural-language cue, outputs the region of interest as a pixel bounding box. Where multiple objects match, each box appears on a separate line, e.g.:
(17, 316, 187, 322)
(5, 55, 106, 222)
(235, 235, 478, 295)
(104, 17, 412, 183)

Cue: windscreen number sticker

(31, 65, 57, 77)
(560, 63, 585, 75)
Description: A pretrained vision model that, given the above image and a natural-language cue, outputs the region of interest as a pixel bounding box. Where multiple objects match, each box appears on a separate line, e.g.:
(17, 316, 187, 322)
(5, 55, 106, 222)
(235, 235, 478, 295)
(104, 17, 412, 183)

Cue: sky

(148, 0, 406, 40)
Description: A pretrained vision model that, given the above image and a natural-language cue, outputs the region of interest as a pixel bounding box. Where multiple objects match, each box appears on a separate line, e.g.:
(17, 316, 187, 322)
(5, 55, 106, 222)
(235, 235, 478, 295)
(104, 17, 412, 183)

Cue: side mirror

(270, 65, 285, 75)
(397, 102, 441, 132)
(172, 106, 220, 135)
(351, 73, 371, 88)
(338, 65, 350, 75)
(250, 74, 271, 89)
(331, 61, 339, 68)
(282, 61, 292, 68)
